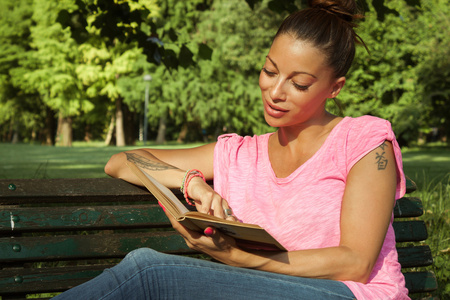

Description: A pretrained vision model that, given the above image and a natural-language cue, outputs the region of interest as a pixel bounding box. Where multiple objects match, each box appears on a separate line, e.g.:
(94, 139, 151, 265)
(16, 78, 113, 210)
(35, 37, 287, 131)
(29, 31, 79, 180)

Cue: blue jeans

(52, 248, 355, 300)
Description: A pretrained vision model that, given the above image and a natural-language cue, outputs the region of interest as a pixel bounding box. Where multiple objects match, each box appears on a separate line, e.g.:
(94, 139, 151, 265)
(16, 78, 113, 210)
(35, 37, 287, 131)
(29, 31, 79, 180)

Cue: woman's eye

(293, 82, 309, 91)
(262, 68, 276, 76)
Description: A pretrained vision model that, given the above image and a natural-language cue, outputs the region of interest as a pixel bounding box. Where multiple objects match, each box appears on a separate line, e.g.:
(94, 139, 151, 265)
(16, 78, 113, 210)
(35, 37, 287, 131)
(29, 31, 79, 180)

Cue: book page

(126, 161, 189, 217)
(137, 165, 189, 215)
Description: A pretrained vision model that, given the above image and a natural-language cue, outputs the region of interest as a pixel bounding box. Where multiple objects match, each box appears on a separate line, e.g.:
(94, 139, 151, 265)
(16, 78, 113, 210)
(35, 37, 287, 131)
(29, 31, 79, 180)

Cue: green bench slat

(0, 200, 422, 232)
(393, 220, 428, 242)
(403, 271, 438, 294)
(393, 197, 423, 218)
(0, 232, 196, 263)
(0, 265, 109, 295)
(0, 178, 152, 204)
(397, 245, 433, 268)
(0, 205, 169, 232)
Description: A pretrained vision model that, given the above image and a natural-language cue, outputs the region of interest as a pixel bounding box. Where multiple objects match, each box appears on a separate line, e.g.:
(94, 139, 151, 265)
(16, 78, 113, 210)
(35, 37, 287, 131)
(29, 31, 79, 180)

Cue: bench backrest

(0, 177, 437, 299)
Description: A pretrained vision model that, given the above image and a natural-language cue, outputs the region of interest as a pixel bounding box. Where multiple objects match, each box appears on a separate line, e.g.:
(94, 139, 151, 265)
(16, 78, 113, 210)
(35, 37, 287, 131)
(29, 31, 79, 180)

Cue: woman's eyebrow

(266, 55, 317, 79)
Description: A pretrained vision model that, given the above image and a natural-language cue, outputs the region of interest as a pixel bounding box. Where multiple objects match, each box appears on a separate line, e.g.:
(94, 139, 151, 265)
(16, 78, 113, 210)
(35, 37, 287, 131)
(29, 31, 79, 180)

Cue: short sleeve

(345, 116, 406, 200)
(213, 133, 243, 199)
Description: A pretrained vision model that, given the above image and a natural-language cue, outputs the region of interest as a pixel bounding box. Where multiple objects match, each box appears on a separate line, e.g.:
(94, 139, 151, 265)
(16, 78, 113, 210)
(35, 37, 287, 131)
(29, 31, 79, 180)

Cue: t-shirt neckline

(265, 117, 350, 184)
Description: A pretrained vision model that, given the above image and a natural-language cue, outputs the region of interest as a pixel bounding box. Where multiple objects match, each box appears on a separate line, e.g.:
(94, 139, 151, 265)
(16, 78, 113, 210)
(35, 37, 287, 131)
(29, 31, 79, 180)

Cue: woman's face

(259, 34, 345, 128)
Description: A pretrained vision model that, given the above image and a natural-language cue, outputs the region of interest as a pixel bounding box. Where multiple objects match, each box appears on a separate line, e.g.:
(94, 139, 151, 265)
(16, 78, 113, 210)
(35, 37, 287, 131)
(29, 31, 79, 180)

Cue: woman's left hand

(163, 209, 241, 265)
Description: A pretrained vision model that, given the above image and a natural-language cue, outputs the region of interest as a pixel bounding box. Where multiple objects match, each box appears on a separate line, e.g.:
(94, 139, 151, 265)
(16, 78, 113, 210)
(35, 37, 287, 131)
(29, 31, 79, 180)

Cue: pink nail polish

(204, 227, 214, 236)
(158, 202, 166, 212)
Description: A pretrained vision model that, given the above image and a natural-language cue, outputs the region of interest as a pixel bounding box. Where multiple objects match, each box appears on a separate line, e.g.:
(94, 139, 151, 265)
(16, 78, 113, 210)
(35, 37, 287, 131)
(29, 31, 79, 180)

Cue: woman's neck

(268, 113, 343, 178)
(276, 112, 339, 147)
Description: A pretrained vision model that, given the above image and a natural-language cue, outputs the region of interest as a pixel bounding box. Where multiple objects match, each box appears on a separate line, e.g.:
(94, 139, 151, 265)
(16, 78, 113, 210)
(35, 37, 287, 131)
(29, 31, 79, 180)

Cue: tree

(414, 0, 450, 141)
(338, 0, 450, 145)
(6, 0, 88, 146)
(60, 0, 214, 145)
(0, 0, 42, 143)
(58, 0, 162, 146)
(2, 0, 448, 145)
(139, 0, 288, 142)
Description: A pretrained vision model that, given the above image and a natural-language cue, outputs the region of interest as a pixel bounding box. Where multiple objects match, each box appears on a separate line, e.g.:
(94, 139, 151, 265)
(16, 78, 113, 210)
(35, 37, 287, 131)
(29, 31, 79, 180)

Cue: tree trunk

(44, 107, 56, 145)
(124, 103, 135, 146)
(7, 119, 15, 143)
(56, 114, 73, 147)
(104, 115, 115, 146)
(84, 123, 92, 142)
(11, 128, 19, 144)
(156, 114, 167, 144)
(115, 97, 125, 147)
(177, 123, 188, 143)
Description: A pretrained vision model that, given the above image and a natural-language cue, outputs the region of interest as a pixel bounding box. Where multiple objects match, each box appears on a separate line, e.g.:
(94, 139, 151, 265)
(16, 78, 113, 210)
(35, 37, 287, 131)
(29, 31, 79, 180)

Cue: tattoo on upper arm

(125, 152, 178, 171)
(375, 142, 388, 170)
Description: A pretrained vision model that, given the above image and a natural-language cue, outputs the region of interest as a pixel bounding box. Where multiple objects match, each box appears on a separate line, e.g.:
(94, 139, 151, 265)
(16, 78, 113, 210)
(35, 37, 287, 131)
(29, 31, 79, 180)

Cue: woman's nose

(269, 79, 287, 101)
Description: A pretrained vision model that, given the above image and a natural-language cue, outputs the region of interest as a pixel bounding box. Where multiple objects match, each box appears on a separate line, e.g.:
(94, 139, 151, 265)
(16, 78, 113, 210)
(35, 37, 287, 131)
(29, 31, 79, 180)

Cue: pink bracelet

(180, 169, 205, 206)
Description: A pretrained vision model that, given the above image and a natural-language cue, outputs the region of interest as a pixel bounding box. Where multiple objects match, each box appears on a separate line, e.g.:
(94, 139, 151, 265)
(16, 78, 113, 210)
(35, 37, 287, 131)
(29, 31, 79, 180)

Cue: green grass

(420, 177, 450, 298)
(0, 141, 205, 179)
(395, 145, 450, 298)
(402, 145, 450, 187)
(0, 142, 449, 298)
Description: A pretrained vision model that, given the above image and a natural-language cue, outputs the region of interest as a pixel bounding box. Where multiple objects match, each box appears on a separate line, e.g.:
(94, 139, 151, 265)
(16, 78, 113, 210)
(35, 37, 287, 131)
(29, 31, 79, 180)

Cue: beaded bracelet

(180, 169, 205, 206)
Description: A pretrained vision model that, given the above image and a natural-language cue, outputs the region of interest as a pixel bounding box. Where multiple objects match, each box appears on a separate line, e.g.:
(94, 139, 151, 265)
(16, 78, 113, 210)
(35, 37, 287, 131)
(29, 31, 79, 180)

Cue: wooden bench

(0, 177, 437, 299)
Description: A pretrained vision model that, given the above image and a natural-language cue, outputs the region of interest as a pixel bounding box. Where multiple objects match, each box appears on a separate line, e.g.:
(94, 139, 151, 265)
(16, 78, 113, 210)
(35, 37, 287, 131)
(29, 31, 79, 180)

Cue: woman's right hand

(186, 177, 237, 222)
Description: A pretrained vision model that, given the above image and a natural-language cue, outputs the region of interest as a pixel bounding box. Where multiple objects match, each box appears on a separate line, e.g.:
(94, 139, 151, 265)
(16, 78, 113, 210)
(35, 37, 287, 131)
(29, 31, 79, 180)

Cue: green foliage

(0, 0, 40, 141)
(16, 0, 82, 115)
(1, 0, 449, 145)
(146, 0, 286, 138)
(339, 0, 450, 145)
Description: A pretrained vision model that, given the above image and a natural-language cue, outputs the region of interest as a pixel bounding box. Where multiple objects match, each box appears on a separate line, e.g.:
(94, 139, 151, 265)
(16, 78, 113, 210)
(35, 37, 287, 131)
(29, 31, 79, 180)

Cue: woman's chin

(264, 113, 285, 128)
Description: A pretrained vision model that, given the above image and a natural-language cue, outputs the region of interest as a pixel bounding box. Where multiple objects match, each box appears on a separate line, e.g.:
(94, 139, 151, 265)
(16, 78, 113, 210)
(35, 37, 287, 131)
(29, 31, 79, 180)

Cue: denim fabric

(52, 248, 355, 300)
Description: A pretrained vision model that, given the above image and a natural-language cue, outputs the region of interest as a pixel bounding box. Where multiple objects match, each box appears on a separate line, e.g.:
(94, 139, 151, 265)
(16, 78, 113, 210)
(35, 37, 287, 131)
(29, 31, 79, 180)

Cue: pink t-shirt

(213, 116, 409, 300)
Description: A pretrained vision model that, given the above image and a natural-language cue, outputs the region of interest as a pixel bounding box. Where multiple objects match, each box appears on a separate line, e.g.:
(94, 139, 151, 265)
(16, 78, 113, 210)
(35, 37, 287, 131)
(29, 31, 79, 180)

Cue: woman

(54, 0, 409, 299)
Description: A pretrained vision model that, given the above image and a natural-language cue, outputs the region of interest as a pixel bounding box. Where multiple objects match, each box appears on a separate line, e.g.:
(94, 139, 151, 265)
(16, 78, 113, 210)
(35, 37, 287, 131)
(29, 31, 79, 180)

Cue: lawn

(402, 145, 450, 187)
(0, 141, 205, 179)
(2, 142, 449, 182)
(1, 142, 449, 298)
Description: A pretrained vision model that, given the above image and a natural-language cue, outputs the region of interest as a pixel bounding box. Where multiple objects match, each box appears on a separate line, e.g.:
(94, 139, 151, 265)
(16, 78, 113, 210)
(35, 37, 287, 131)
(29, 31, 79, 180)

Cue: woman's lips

(265, 101, 289, 118)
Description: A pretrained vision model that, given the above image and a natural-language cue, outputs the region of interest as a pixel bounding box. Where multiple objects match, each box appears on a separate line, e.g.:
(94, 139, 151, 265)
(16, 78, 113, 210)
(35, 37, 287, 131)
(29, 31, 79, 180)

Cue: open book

(126, 161, 286, 251)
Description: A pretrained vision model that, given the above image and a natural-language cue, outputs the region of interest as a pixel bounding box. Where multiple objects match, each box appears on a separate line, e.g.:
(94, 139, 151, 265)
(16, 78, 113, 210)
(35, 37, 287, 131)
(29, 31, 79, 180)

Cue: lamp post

(143, 74, 152, 145)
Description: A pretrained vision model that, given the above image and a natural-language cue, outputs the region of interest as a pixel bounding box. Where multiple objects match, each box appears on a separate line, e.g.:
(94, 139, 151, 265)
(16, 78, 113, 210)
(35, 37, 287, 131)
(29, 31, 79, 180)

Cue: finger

(222, 200, 237, 222)
(195, 195, 212, 215)
(205, 227, 237, 250)
(211, 195, 226, 219)
(204, 227, 215, 236)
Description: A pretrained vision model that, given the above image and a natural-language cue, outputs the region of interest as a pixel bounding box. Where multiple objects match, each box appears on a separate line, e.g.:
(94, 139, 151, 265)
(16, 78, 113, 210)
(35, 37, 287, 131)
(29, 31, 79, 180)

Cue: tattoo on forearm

(125, 153, 178, 171)
(375, 142, 388, 170)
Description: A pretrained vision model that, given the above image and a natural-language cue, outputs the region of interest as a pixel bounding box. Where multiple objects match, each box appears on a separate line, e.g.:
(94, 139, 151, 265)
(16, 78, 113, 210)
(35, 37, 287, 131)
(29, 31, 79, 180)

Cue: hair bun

(308, 0, 360, 23)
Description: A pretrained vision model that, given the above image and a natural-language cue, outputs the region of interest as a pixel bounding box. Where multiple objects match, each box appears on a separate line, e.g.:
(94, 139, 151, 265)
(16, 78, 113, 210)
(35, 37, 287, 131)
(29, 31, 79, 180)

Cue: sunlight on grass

(0, 142, 206, 179)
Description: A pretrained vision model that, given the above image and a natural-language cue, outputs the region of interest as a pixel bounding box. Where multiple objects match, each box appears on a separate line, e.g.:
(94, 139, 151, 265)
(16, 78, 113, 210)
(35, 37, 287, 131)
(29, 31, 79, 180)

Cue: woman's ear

(329, 77, 346, 98)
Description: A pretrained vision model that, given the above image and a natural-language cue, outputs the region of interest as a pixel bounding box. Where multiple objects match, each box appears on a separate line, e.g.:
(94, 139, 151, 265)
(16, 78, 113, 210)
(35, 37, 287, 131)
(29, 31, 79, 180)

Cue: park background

(0, 0, 449, 298)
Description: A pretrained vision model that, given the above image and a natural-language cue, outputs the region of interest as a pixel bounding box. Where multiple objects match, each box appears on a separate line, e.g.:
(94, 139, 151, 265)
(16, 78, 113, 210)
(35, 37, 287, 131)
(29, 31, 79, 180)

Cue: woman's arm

(104, 143, 216, 186)
(105, 143, 235, 219)
(169, 141, 398, 283)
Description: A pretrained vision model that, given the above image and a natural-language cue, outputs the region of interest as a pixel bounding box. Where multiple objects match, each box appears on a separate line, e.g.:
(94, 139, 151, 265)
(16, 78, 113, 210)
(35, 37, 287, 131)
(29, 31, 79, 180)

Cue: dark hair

(274, 0, 367, 78)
